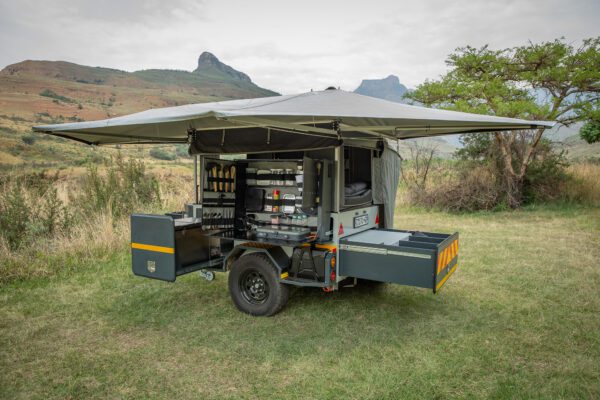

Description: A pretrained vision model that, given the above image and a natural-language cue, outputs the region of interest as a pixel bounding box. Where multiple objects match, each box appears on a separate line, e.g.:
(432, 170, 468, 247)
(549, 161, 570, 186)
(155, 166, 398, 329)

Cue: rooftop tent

(33, 89, 555, 153)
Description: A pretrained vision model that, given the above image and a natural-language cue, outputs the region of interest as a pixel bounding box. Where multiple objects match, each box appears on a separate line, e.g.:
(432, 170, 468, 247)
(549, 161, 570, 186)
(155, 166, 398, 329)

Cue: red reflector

(338, 223, 344, 235)
(375, 213, 380, 225)
(330, 269, 336, 282)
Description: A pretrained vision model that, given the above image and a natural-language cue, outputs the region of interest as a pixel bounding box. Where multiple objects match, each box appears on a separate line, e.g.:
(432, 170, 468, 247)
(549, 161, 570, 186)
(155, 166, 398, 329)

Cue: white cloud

(0, 0, 598, 94)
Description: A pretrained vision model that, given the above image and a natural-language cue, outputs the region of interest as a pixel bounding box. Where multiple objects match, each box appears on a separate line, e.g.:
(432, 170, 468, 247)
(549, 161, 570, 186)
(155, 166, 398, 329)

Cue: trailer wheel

(228, 253, 289, 316)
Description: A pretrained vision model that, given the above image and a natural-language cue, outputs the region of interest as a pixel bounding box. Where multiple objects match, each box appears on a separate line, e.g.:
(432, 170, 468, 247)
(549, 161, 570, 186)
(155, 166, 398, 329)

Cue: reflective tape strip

(436, 263, 458, 291)
(340, 244, 431, 259)
(131, 242, 174, 254)
(437, 240, 459, 274)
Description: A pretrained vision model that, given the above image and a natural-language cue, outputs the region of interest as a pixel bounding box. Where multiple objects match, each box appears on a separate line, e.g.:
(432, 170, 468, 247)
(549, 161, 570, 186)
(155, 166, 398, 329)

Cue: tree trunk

(495, 132, 523, 208)
(504, 171, 524, 208)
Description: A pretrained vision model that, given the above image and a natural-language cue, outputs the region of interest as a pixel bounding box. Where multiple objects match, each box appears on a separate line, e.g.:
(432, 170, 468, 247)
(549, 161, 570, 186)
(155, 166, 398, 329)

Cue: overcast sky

(0, 0, 598, 94)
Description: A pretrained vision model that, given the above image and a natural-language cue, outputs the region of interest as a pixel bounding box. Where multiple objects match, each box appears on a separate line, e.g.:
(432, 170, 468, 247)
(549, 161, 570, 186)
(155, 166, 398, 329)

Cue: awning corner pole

(193, 155, 199, 204)
(198, 155, 205, 204)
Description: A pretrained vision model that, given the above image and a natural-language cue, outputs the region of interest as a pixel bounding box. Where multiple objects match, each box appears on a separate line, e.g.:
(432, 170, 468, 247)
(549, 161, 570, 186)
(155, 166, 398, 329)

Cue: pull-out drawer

(338, 229, 458, 292)
(131, 214, 229, 282)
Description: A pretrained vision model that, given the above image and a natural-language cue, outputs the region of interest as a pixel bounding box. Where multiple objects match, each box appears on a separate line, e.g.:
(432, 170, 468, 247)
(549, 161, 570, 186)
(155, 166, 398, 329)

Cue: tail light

(330, 256, 336, 282)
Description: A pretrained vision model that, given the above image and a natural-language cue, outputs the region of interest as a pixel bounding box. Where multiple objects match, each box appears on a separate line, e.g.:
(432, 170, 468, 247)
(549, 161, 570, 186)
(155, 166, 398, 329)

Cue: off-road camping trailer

(34, 89, 554, 316)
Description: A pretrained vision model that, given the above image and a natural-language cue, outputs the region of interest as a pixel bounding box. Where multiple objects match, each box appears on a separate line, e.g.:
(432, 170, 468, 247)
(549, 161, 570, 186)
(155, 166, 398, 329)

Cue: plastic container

(282, 193, 295, 214)
(271, 169, 284, 186)
(285, 168, 295, 186)
(246, 168, 257, 185)
(264, 193, 273, 212)
(257, 170, 271, 186)
(295, 167, 304, 193)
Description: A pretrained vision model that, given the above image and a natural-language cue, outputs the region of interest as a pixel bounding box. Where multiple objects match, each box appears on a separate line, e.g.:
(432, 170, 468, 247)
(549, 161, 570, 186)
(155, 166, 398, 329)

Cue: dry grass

(398, 161, 600, 210)
(562, 163, 600, 206)
(0, 162, 193, 283)
(0, 150, 21, 165)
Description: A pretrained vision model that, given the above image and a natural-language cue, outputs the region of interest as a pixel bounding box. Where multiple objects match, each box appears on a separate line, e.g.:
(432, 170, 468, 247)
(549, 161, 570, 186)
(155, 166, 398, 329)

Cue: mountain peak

(194, 51, 251, 82)
(354, 74, 408, 103)
(383, 74, 400, 83)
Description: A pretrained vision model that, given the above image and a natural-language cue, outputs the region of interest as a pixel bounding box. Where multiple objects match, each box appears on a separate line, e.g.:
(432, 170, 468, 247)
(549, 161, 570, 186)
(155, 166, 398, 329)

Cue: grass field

(1, 205, 599, 399)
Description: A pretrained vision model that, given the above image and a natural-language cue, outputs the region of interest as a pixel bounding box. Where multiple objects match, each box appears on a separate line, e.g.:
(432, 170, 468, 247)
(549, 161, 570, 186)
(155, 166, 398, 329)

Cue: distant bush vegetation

(21, 135, 37, 145)
(39, 89, 75, 104)
(33, 112, 84, 125)
(77, 154, 161, 219)
(0, 155, 192, 283)
(0, 154, 161, 252)
(0, 171, 72, 250)
(149, 147, 177, 161)
(399, 142, 600, 211)
(175, 144, 190, 158)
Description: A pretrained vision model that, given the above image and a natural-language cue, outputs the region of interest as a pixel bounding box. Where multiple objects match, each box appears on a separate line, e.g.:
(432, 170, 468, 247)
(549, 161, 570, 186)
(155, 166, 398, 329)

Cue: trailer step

(280, 276, 327, 287)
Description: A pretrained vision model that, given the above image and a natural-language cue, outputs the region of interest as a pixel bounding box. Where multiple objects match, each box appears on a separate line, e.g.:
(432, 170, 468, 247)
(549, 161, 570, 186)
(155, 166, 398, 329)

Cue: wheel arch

(225, 244, 290, 273)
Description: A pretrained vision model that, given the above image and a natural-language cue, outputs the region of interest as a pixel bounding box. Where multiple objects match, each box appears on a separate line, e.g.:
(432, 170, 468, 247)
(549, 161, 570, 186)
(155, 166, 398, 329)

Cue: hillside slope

(0, 52, 278, 167)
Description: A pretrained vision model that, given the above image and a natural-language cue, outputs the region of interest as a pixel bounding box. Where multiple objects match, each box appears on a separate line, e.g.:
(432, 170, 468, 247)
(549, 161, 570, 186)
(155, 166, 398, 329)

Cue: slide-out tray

(338, 228, 459, 292)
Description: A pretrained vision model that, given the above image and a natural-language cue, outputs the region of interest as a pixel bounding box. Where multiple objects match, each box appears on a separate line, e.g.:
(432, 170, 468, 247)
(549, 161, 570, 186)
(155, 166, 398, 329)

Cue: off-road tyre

(228, 253, 289, 316)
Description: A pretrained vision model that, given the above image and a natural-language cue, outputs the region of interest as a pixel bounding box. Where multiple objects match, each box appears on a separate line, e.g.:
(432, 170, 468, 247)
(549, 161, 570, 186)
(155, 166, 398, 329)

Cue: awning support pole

(193, 155, 198, 203)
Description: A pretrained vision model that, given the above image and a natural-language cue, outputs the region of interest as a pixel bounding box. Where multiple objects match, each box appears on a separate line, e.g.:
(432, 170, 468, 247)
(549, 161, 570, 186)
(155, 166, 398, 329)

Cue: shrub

(149, 147, 176, 161)
(401, 139, 576, 211)
(401, 135, 575, 211)
(175, 144, 190, 158)
(0, 159, 166, 281)
(39, 89, 75, 104)
(21, 135, 37, 145)
(580, 121, 600, 144)
(408, 164, 502, 212)
(0, 185, 30, 249)
(0, 171, 71, 250)
(77, 153, 161, 218)
(522, 143, 569, 203)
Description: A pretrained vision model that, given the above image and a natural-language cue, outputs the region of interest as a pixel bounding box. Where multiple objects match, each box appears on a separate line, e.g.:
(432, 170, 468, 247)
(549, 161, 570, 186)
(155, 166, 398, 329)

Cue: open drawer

(131, 214, 230, 282)
(338, 228, 459, 292)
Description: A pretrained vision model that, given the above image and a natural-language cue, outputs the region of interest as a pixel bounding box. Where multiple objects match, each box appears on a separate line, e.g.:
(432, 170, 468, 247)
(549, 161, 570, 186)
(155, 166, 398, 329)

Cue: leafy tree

(580, 120, 600, 143)
(408, 37, 600, 207)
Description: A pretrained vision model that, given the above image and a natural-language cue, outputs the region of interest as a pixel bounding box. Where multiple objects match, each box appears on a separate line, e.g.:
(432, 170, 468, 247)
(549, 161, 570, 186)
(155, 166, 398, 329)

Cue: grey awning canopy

(33, 89, 555, 153)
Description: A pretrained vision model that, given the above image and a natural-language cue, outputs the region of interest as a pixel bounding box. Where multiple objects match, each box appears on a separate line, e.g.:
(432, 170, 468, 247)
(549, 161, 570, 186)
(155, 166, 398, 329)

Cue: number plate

(353, 214, 369, 228)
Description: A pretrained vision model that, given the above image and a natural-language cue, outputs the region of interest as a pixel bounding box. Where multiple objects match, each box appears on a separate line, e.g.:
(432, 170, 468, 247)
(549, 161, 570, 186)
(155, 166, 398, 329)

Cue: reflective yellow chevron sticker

(437, 239, 459, 274)
(436, 264, 458, 291)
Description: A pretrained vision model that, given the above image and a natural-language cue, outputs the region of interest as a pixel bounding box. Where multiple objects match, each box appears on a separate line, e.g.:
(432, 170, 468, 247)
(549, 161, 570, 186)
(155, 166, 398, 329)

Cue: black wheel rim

(239, 269, 270, 304)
